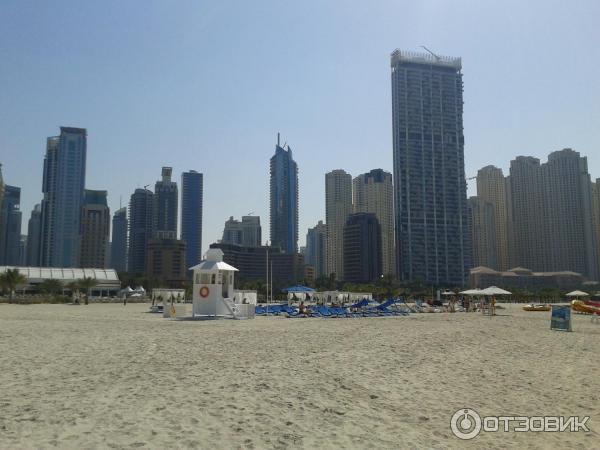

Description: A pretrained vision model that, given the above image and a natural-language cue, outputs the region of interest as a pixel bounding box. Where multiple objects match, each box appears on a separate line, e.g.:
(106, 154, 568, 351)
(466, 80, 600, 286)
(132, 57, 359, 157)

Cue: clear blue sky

(1, 0, 599, 252)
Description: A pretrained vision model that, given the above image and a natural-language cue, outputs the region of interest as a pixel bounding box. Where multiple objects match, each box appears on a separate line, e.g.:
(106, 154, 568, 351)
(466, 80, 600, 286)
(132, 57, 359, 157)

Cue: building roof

(189, 260, 238, 272)
(533, 271, 582, 277)
(470, 266, 499, 274)
(0, 266, 119, 283)
(390, 49, 461, 69)
(507, 267, 533, 275)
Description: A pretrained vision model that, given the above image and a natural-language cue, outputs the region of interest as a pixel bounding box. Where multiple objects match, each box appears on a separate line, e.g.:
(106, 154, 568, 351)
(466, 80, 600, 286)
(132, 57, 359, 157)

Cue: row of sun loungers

(254, 299, 411, 318)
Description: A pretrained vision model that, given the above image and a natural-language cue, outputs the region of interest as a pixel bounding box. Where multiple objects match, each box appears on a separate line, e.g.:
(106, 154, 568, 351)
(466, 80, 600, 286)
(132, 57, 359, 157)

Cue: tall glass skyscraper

(26, 204, 42, 266)
(128, 188, 154, 274)
(181, 170, 203, 268)
(40, 127, 87, 267)
(391, 50, 470, 286)
(111, 207, 128, 272)
(154, 167, 178, 239)
(305, 220, 327, 278)
(0, 185, 22, 265)
(270, 134, 298, 254)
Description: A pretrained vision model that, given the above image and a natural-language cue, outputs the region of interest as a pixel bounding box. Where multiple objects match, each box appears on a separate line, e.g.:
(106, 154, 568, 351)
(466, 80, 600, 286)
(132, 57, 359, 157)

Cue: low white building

(0, 266, 121, 296)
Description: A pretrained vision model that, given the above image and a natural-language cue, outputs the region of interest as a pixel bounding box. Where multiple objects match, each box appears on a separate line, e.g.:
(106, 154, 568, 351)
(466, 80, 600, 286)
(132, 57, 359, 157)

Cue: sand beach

(0, 303, 598, 449)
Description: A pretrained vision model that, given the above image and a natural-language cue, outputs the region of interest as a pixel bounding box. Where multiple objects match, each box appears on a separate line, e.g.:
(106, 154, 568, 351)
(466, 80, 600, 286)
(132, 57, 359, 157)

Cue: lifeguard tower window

(200, 273, 210, 284)
(211, 274, 216, 284)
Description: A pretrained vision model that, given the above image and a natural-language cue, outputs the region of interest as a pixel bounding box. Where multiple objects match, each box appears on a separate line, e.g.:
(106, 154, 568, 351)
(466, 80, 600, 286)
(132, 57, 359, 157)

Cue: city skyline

(2, 1, 599, 255)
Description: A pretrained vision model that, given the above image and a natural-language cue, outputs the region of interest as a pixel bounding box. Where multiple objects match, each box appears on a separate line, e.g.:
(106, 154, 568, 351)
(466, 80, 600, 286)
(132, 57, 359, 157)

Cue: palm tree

(77, 277, 98, 305)
(0, 268, 27, 300)
(39, 279, 64, 297)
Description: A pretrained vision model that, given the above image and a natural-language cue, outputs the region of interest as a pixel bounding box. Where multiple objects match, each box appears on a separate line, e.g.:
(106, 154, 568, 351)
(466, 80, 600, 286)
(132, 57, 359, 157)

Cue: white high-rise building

(593, 179, 600, 281)
(325, 170, 352, 280)
(476, 166, 510, 271)
(353, 169, 395, 277)
(305, 220, 327, 278)
(222, 216, 262, 247)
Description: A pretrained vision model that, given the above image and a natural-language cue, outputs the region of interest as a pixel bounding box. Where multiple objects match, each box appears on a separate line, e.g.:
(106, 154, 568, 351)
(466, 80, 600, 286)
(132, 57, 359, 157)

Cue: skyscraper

(26, 204, 42, 266)
(110, 207, 128, 272)
(0, 164, 4, 248)
(391, 50, 470, 286)
(18, 235, 27, 266)
(80, 189, 110, 268)
(509, 156, 544, 271)
(181, 170, 203, 268)
(128, 188, 154, 274)
(222, 216, 261, 247)
(325, 169, 352, 281)
(476, 166, 510, 271)
(353, 169, 395, 277)
(593, 179, 600, 280)
(468, 196, 498, 269)
(509, 150, 598, 279)
(40, 127, 87, 267)
(343, 213, 382, 283)
(305, 220, 327, 278)
(270, 134, 298, 254)
(0, 185, 22, 265)
(542, 149, 597, 279)
(154, 167, 178, 239)
(148, 167, 186, 283)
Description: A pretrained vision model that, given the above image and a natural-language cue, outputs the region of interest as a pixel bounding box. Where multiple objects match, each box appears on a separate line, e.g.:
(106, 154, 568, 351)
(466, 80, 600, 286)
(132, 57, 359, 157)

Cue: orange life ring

(200, 286, 210, 298)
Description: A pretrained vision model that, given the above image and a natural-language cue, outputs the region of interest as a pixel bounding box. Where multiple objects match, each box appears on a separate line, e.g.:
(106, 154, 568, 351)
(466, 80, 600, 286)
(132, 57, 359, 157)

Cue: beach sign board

(550, 305, 572, 332)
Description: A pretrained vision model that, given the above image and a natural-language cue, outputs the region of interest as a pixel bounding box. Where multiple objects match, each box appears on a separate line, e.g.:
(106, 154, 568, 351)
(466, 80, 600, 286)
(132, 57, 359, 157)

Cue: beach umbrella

(566, 290, 589, 299)
(479, 286, 512, 296)
(566, 290, 589, 297)
(459, 289, 481, 296)
(441, 290, 455, 296)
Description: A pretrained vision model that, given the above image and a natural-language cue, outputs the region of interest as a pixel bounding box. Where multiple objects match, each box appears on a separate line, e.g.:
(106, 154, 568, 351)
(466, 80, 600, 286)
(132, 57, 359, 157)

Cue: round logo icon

(450, 408, 482, 440)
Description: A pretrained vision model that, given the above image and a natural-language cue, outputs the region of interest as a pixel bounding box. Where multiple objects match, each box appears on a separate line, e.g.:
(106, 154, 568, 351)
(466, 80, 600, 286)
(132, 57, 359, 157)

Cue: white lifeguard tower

(189, 248, 255, 319)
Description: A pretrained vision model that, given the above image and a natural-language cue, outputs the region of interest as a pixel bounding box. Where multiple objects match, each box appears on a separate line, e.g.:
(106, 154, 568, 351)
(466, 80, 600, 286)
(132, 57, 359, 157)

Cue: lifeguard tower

(189, 248, 255, 319)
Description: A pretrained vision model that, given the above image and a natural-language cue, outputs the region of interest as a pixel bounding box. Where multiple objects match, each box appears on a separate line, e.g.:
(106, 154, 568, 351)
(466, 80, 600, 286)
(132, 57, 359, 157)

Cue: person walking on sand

(123, 296, 127, 306)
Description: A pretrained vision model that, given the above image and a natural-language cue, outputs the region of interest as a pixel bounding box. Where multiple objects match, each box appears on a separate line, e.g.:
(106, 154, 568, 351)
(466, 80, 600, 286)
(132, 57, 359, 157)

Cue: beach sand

(0, 303, 598, 449)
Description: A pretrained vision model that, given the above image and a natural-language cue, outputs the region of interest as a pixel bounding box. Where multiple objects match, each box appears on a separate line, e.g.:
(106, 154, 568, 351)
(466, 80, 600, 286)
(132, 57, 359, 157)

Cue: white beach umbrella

(460, 289, 482, 296)
(566, 290, 589, 297)
(441, 290, 456, 296)
(479, 286, 512, 296)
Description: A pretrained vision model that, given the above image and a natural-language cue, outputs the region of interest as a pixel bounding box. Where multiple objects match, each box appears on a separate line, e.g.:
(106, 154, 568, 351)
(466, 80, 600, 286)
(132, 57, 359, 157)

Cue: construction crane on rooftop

(420, 45, 441, 61)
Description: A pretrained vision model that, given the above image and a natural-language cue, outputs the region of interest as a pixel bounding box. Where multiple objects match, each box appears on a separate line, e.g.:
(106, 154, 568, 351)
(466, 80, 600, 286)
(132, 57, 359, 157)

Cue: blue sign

(551, 305, 572, 332)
